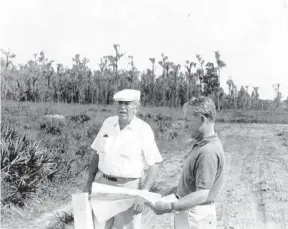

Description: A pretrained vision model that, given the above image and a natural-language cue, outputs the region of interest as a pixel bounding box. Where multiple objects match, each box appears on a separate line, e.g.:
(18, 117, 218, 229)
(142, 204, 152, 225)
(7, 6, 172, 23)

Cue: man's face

(117, 101, 138, 123)
(183, 108, 203, 139)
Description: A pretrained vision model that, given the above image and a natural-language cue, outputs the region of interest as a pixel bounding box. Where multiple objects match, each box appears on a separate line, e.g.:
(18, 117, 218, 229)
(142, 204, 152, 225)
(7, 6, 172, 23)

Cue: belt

(101, 172, 139, 183)
(175, 194, 214, 205)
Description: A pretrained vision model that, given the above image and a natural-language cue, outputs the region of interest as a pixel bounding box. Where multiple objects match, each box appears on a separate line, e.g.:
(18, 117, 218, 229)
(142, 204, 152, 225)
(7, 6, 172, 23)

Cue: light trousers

(174, 203, 217, 229)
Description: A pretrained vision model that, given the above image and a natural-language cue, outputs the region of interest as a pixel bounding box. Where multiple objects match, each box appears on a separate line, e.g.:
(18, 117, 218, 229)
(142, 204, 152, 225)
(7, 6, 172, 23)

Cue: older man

(149, 96, 225, 229)
(84, 89, 163, 229)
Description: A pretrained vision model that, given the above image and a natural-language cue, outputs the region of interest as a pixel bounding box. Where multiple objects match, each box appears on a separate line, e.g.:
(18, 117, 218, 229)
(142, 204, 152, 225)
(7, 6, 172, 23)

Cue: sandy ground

(2, 123, 288, 229)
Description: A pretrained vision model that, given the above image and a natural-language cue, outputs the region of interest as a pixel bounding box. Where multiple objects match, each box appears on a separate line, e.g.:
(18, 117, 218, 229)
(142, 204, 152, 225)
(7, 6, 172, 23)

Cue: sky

(1, 0, 288, 100)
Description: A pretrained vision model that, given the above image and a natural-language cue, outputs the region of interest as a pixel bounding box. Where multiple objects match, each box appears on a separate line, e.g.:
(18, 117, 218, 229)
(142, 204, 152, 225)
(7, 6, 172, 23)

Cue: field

(1, 101, 288, 229)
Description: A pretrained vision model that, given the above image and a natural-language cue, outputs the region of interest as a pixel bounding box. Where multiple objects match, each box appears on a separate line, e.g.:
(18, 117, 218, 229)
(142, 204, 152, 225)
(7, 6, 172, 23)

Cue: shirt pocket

(98, 136, 114, 153)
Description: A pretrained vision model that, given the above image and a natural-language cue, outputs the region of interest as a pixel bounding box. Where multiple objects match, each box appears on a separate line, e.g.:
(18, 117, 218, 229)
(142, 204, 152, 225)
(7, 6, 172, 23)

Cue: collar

(194, 133, 219, 147)
(114, 115, 138, 130)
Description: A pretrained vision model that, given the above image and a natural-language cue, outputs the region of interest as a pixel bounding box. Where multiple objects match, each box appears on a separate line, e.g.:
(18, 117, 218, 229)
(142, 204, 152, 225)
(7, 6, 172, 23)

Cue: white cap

(113, 89, 141, 102)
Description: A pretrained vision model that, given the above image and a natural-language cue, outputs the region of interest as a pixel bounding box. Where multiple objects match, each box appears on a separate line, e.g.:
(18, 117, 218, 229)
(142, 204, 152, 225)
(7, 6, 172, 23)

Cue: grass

(1, 100, 288, 228)
(47, 211, 74, 229)
(275, 130, 288, 146)
(217, 109, 288, 124)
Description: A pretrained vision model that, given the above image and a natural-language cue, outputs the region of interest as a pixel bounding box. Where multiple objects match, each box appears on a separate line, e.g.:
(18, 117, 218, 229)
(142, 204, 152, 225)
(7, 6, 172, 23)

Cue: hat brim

(114, 98, 139, 102)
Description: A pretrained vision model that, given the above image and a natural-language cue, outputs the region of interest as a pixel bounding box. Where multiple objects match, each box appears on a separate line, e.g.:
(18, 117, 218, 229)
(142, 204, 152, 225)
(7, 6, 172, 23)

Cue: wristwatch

(170, 202, 176, 212)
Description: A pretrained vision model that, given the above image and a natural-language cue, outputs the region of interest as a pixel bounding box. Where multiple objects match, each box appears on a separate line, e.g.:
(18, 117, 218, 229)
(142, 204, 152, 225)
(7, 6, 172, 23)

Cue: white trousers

(92, 173, 142, 229)
(174, 203, 217, 229)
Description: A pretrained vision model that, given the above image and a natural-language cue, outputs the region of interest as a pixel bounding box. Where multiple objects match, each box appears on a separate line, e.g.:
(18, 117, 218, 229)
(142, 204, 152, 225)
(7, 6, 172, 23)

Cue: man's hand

(147, 201, 173, 215)
(132, 198, 146, 215)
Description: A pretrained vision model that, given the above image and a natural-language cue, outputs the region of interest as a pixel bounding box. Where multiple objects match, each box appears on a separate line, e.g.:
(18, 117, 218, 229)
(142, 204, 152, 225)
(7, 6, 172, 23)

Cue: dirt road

(142, 123, 288, 229)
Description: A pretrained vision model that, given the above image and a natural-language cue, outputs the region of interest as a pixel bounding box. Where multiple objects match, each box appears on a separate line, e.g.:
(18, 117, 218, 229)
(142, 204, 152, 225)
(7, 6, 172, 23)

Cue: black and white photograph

(1, 0, 288, 228)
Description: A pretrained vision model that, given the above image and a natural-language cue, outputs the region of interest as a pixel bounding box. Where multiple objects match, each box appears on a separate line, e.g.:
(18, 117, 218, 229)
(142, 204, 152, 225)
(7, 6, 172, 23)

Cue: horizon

(1, 0, 288, 100)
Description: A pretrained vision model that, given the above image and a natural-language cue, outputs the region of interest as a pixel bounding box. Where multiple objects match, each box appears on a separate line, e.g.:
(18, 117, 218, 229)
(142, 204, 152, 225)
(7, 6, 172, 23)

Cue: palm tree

(273, 83, 282, 109)
(113, 44, 124, 79)
(245, 85, 249, 93)
(158, 54, 171, 106)
(1, 49, 16, 100)
(128, 55, 139, 88)
(232, 84, 238, 109)
(252, 87, 259, 109)
(226, 76, 234, 96)
(214, 51, 226, 77)
(106, 44, 124, 87)
(196, 54, 205, 94)
(158, 53, 169, 78)
(171, 63, 181, 107)
(214, 51, 226, 110)
(149, 58, 155, 76)
(185, 60, 197, 100)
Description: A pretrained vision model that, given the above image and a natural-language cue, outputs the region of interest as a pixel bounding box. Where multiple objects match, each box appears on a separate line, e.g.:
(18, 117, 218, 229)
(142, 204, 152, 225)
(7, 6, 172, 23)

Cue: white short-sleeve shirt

(91, 116, 163, 178)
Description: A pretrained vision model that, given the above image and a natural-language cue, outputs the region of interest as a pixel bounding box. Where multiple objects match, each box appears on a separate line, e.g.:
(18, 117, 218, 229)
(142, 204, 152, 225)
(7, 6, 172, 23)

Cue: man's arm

(174, 151, 218, 211)
(133, 163, 160, 214)
(141, 125, 163, 191)
(148, 187, 210, 215)
(173, 188, 210, 211)
(84, 152, 99, 194)
(141, 163, 160, 191)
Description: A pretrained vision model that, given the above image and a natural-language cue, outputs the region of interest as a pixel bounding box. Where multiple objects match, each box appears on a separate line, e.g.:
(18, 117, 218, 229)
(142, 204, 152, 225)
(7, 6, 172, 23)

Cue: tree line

(1, 45, 287, 110)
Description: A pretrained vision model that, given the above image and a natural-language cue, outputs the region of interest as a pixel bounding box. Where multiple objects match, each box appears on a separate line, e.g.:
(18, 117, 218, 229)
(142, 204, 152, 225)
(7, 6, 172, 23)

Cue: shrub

(138, 112, 155, 121)
(1, 114, 20, 127)
(87, 107, 98, 112)
(86, 122, 102, 139)
(43, 107, 61, 116)
(67, 114, 91, 124)
(40, 133, 75, 181)
(71, 129, 83, 141)
(46, 211, 74, 229)
(75, 144, 88, 158)
(153, 114, 173, 133)
(99, 108, 111, 112)
(38, 116, 66, 135)
(1, 123, 59, 207)
(138, 112, 175, 140)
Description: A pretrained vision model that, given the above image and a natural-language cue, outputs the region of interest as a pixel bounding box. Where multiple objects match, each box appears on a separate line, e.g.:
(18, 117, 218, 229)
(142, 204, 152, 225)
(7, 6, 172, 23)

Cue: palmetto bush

(67, 113, 91, 124)
(138, 112, 175, 140)
(1, 123, 59, 207)
(38, 116, 66, 135)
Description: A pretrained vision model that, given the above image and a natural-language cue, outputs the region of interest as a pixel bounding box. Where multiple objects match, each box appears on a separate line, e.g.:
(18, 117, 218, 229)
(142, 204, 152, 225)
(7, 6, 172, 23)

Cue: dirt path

(142, 123, 288, 229)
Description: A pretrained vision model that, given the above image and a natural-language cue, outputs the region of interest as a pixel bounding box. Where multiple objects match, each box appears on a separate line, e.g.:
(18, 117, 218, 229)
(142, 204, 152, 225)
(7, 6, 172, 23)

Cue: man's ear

(134, 104, 139, 114)
(200, 115, 206, 123)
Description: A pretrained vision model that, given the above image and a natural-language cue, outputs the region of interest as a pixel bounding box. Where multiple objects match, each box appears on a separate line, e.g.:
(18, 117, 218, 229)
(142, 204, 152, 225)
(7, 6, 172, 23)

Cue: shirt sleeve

(142, 125, 163, 166)
(90, 119, 107, 152)
(194, 151, 218, 190)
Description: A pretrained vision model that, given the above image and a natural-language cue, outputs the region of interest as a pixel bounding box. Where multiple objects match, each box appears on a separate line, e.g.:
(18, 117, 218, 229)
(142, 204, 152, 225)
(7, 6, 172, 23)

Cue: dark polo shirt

(176, 134, 225, 202)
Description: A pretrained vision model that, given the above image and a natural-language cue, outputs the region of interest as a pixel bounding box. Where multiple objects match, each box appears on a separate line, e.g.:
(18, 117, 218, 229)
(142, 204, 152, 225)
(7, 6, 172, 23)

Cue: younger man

(148, 96, 225, 229)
